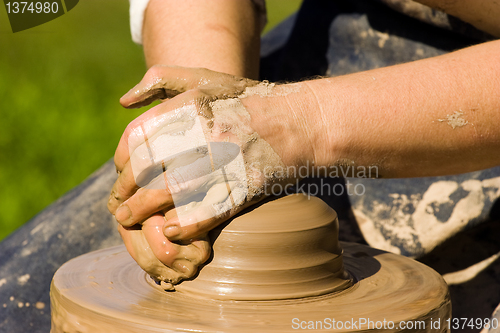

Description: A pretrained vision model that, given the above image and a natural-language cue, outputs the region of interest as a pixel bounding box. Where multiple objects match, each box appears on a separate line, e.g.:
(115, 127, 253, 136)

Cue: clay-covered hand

(116, 213, 211, 287)
(108, 66, 297, 284)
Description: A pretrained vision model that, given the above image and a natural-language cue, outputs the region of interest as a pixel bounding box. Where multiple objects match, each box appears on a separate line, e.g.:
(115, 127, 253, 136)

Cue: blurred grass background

(0, 0, 302, 240)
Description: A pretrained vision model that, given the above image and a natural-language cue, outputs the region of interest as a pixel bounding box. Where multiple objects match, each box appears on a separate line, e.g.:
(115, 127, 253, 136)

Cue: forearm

(246, 40, 500, 178)
(142, 0, 261, 78)
(415, 0, 500, 37)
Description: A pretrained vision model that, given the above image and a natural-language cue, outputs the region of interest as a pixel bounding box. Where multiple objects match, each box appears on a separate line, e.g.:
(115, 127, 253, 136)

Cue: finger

(141, 215, 211, 278)
(120, 65, 257, 109)
(117, 223, 184, 284)
(114, 101, 176, 172)
(162, 175, 251, 240)
(162, 205, 235, 241)
(117, 224, 139, 261)
(176, 237, 211, 266)
(142, 215, 180, 267)
(115, 186, 174, 227)
(120, 66, 211, 109)
(111, 126, 217, 224)
(108, 161, 139, 215)
(114, 90, 208, 172)
(111, 161, 205, 226)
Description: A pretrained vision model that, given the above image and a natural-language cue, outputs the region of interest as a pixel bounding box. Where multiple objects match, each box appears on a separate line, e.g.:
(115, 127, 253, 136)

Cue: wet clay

(438, 110, 469, 129)
(175, 194, 352, 300)
(51, 195, 450, 332)
(208, 97, 287, 201)
(238, 80, 302, 98)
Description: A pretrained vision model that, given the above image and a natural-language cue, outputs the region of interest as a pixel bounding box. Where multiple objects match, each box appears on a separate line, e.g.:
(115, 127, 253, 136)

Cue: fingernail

(120, 86, 139, 105)
(163, 225, 182, 239)
(123, 84, 138, 97)
(115, 205, 132, 224)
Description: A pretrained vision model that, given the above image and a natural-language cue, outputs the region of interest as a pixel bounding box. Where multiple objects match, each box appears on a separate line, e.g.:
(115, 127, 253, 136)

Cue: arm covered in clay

(111, 39, 500, 248)
(266, 39, 500, 178)
(111, 1, 500, 285)
(414, 0, 500, 37)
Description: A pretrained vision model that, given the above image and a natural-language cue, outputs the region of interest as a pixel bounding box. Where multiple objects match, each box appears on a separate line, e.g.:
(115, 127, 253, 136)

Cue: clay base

(51, 244, 450, 333)
(175, 195, 353, 301)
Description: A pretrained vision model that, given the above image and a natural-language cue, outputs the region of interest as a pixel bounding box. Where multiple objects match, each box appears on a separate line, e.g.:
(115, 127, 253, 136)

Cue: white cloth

(129, 0, 267, 44)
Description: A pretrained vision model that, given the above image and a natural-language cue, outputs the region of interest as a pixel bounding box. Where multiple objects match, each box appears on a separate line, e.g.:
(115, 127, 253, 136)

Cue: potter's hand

(108, 66, 300, 281)
(117, 214, 210, 286)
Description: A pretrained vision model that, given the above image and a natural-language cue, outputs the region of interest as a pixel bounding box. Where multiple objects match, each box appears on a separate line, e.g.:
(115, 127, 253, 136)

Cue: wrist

(284, 80, 345, 171)
(240, 82, 324, 171)
(298, 78, 355, 171)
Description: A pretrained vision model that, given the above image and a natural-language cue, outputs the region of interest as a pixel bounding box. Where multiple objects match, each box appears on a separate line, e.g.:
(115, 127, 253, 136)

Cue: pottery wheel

(51, 195, 451, 332)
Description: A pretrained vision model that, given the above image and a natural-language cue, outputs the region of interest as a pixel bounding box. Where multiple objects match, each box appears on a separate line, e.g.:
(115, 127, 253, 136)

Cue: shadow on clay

(342, 245, 383, 282)
(180, 195, 383, 286)
(177, 195, 289, 284)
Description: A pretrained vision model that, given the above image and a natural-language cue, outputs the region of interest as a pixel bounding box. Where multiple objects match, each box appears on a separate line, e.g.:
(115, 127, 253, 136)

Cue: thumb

(120, 66, 217, 109)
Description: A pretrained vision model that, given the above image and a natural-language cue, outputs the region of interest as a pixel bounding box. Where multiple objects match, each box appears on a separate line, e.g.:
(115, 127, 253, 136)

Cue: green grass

(263, 0, 302, 34)
(0, 0, 302, 241)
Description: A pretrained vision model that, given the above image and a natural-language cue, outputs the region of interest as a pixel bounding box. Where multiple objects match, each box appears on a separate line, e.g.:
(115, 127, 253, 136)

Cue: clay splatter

(238, 81, 301, 98)
(438, 111, 468, 129)
(17, 274, 30, 285)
